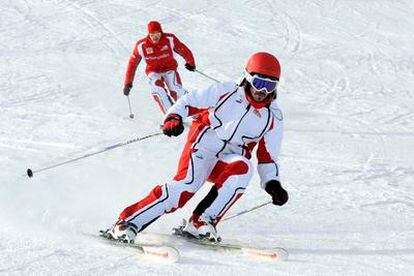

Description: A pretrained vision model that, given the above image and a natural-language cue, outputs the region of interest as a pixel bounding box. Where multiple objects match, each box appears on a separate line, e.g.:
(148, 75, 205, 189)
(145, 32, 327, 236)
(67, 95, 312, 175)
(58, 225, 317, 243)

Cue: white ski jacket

(166, 81, 284, 188)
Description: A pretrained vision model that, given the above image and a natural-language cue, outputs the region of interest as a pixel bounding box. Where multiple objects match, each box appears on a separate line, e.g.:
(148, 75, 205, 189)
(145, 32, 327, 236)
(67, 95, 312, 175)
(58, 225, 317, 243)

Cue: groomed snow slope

(1, 0, 414, 275)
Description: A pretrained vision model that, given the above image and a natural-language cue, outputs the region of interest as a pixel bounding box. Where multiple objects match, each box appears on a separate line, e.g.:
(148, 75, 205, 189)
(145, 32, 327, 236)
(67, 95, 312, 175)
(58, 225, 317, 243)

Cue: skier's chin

(251, 91, 267, 102)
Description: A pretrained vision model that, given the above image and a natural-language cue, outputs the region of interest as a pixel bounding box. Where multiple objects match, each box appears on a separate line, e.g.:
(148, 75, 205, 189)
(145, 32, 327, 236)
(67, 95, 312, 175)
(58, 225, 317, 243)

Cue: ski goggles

(245, 71, 278, 94)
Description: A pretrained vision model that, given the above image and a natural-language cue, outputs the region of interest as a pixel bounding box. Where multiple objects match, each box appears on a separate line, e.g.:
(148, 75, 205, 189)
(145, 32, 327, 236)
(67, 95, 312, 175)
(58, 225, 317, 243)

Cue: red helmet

(245, 52, 281, 80)
(147, 21, 163, 34)
(243, 52, 281, 108)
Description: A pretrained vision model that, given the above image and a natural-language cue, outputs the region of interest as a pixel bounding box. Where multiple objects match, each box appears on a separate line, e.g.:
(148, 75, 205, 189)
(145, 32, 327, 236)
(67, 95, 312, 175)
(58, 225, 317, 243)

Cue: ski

(87, 231, 180, 263)
(171, 225, 288, 261)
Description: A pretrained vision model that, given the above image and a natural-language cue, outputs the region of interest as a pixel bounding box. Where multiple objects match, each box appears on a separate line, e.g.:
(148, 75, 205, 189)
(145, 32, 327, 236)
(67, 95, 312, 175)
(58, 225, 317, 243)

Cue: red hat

(147, 21, 162, 33)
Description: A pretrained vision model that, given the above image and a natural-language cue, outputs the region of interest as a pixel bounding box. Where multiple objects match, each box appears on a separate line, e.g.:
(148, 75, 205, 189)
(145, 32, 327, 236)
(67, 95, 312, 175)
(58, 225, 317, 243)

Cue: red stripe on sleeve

(256, 138, 273, 163)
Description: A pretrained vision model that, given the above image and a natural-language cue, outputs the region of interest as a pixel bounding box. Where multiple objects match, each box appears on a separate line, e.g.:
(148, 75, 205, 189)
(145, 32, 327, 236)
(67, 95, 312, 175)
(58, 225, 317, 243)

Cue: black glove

(185, 63, 196, 72)
(162, 114, 184, 137)
(265, 180, 288, 206)
(123, 83, 132, 96)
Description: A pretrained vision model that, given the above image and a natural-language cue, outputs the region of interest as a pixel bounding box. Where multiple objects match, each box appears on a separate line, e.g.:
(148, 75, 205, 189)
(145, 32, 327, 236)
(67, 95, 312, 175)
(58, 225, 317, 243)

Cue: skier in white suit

(106, 52, 289, 242)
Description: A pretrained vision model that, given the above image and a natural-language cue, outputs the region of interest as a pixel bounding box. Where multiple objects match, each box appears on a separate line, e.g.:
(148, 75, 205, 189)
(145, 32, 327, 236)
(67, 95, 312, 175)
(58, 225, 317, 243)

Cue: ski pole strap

(221, 201, 272, 222)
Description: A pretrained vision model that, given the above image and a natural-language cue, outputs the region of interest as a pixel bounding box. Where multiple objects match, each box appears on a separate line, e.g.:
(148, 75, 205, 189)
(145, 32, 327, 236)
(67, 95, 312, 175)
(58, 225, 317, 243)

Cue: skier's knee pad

(163, 183, 196, 212)
(169, 90, 178, 101)
(209, 155, 253, 189)
(154, 79, 165, 88)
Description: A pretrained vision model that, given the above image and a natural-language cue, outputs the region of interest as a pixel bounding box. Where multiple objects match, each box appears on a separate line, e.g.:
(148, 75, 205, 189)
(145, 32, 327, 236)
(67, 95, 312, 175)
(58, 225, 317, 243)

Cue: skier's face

(250, 86, 268, 102)
(149, 32, 162, 44)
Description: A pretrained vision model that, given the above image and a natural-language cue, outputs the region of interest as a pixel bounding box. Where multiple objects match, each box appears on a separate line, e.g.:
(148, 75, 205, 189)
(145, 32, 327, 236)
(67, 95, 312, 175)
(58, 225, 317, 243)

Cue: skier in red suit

(123, 21, 196, 114)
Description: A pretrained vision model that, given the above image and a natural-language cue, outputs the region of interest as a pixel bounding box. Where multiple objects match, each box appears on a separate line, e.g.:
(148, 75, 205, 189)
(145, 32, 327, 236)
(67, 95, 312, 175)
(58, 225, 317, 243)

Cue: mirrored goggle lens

(251, 77, 277, 93)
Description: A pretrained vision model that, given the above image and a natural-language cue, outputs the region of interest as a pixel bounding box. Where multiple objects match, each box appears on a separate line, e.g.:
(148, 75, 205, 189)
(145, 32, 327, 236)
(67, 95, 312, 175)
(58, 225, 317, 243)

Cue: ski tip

(142, 246, 180, 263)
(242, 247, 288, 262)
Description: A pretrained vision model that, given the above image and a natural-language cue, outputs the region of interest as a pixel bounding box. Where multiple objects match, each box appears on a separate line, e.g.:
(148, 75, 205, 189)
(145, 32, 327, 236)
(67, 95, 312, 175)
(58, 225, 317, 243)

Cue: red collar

(245, 89, 272, 109)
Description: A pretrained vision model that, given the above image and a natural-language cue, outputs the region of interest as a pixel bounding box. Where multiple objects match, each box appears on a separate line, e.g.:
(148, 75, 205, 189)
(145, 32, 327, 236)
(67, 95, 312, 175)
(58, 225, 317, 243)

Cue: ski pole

(221, 201, 272, 222)
(194, 69, 220, 83)
(26, 132, 163, 178)
(127, 95, 134, 119)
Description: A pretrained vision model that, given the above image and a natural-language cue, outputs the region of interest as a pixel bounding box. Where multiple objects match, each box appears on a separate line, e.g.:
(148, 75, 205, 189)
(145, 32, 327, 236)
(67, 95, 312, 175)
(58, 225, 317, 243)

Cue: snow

(1, 0, 414, 275)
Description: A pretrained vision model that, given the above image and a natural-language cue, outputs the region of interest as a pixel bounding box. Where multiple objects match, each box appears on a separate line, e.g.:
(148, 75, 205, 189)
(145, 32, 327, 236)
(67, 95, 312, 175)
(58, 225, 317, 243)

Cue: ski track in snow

(1, 0, 414, 275)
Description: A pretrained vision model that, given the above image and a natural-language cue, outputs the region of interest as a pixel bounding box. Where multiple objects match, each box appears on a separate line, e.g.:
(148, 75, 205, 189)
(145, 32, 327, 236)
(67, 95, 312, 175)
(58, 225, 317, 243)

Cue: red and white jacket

(167, 82, 284, 188)
(124, 33, 195, 86)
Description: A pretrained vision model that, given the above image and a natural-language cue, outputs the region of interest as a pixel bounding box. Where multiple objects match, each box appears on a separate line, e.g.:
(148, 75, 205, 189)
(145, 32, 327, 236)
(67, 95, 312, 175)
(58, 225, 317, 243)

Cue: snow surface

(1, 0, 414, 275)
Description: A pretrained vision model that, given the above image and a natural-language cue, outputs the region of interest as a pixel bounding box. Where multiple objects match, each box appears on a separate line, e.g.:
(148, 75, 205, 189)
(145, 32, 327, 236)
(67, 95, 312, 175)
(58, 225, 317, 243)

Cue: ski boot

(175, 214, 221, 242)
(100, 219, 138, 244)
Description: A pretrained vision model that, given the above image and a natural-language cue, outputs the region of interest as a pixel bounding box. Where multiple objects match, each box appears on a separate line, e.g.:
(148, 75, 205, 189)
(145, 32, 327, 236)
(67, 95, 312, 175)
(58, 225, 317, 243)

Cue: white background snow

(1, 0, 414, 275)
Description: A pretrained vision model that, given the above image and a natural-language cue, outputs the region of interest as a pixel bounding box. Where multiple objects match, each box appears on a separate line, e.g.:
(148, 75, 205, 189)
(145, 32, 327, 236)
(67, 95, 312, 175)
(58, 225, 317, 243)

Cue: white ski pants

(119, 125, 254, 232)
(147, 70, 186, 114)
